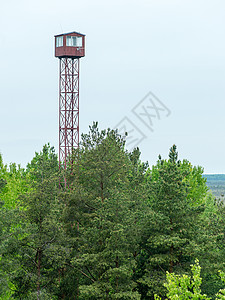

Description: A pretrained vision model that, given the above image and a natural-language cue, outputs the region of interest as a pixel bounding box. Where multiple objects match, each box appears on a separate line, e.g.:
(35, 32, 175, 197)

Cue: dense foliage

(0, 124, 225, 299)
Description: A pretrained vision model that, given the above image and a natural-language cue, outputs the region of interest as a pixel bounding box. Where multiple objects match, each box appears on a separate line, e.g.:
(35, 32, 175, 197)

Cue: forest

(1, 123, 225, 299)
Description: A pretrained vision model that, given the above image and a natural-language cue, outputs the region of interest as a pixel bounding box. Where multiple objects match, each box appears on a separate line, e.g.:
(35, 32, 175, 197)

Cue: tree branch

(85, 266, 96, 281)
(65, 263, 95, 283)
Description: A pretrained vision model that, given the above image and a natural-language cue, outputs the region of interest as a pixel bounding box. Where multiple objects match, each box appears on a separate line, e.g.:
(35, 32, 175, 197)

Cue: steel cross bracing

(59, 58, 79, 181)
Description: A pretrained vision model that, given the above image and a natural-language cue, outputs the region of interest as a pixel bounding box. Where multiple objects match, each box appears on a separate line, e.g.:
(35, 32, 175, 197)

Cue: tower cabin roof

(55, 31, 86, 37)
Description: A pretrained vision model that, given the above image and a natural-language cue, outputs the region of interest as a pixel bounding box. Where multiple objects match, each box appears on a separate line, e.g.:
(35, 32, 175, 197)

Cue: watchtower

(55, 31, 85, 186)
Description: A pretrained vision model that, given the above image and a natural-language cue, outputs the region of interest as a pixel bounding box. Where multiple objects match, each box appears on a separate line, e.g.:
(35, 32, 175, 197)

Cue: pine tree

(137, 145, 206, 298)
(64, 124, 143, 299)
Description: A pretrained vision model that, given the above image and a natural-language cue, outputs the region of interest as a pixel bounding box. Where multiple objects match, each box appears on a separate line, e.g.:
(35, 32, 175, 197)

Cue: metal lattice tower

(59, 58, 79, 171)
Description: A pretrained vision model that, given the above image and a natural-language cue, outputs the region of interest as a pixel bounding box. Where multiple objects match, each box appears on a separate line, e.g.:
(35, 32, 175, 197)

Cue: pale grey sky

(0, 0, 225, 173)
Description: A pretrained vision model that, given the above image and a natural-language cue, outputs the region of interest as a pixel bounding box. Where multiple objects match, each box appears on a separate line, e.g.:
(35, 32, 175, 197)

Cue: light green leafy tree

(154, 259, 210, 299)
(0, 153, 29, 299)
(0, 153, 28, 208)
(155, 260, 225, 300)
(0, 145, 70, 299)
(216, 271, 225, 299)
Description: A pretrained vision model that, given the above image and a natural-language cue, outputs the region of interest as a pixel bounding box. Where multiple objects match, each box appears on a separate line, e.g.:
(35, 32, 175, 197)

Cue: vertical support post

(59, 58, 79, 187)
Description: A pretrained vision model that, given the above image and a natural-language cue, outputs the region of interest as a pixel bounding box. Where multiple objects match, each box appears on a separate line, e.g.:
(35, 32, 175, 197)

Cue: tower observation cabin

(55, 31, 85, 58)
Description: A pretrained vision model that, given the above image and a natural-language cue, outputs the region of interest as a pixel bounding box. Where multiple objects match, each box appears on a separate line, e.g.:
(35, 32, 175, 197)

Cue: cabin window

(56, 36, 63, 47)
(66, 36, 82, 47)
(76, 37, 82, 47)
(66, 36, 75, 46)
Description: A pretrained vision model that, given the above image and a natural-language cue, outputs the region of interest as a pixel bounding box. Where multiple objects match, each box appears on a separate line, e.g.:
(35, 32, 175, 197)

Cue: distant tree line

(0, 122, 225, 299)
(203, 174, 225, 198)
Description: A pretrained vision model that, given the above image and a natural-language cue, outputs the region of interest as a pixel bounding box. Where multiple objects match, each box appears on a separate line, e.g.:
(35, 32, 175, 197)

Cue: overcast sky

(0, 0, 225, 173)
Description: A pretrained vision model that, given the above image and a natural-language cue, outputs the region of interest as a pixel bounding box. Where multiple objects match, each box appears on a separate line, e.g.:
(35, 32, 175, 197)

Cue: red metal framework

(59, 58, 79, 181)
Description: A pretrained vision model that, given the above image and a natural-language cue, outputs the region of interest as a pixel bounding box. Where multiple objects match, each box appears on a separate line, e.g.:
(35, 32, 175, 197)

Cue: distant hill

(203, 174, 225, 197)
